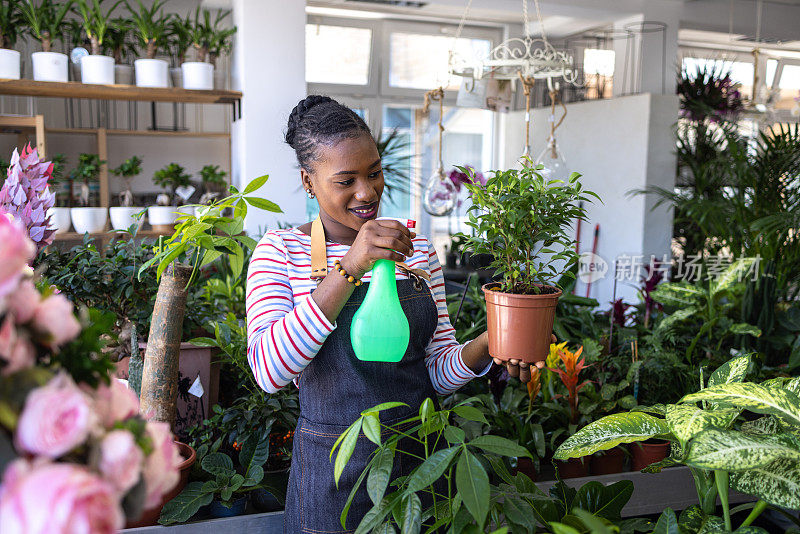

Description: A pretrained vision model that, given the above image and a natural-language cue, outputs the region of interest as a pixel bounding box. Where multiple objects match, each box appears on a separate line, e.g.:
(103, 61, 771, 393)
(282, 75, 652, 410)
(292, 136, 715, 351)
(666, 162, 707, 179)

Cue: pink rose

(93, 378, 140, 428)
(31, 293, 81, 347)
(0, 315, 35, 375)
(141, 421, 182, 508)
(0, 458, 123, 534)
(8, 279, 41, 324)
(0, 211, 35, 304)
(15, 374, 94, 458)
(97, 430, 144, 495)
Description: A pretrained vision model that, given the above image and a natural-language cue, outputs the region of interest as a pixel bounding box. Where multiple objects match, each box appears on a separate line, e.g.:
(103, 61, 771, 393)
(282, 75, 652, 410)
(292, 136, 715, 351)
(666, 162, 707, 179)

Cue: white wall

(501, 93, 678, 308)
(231, 0, 307, 235)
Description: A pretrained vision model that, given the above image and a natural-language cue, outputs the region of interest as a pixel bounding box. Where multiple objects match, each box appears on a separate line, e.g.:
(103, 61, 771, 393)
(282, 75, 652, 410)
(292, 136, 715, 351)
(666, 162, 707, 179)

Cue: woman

(246, 95, 540, 532)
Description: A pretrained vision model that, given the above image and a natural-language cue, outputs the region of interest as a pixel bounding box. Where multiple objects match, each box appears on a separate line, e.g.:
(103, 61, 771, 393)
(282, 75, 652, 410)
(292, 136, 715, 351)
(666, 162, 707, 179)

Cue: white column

(232, 0, 306, 234)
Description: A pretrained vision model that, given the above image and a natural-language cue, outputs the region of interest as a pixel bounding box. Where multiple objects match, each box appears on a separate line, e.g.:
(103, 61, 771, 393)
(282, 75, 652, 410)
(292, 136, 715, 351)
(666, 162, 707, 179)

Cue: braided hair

(285, 95, 373, 171)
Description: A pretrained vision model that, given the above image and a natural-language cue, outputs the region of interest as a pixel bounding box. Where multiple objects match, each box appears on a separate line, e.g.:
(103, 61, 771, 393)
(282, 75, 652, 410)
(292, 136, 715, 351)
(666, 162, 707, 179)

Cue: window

(380, 106, 415, 220)
(389, 33, 491, 90)
(681, 57, 755, 96)
(306, 24, 372, 85)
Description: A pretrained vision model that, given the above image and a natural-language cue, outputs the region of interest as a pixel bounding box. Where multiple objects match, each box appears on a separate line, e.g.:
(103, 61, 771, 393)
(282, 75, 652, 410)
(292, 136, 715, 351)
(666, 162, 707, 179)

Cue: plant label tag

(188, 375, 204, 398)
(175, 185, 196, 201)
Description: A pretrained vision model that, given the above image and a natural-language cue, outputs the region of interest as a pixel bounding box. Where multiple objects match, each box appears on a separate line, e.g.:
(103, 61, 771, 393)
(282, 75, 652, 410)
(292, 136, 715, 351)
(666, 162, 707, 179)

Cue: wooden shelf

(0, 78, 241, 105)
(46, 127, 230, 138)
(53, 229, 172, 241)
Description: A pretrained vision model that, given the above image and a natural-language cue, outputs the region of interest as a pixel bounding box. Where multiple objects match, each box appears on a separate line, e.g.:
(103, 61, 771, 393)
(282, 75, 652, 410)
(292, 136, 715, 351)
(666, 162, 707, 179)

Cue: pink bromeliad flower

(0, 145, 56, 250)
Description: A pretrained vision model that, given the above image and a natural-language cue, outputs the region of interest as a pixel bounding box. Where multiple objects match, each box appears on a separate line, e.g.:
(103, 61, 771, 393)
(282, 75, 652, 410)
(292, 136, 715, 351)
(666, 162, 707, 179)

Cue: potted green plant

(126, 0, 170, 87)
(69, 153, 107, 234)
(149, 162, 192, 231)
(166, 11, 191, 87)
(459, 163, 598, 363)
(103, 16, 136, 83)
(21, 0, 75, 82)
(109, 155, 144, 230)
(178, 7, 212, 89)
(198, 164, 226, 206)
(0, 1, 23, 79)
(75, 0, 121, 84)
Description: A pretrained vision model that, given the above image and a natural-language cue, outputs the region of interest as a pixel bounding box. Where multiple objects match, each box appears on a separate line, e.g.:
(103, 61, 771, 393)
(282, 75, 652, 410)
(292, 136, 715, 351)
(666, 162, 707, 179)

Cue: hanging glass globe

(422, 167, 457, 216)
(515, 145, 535, 170)
(536, 136, 570, 181)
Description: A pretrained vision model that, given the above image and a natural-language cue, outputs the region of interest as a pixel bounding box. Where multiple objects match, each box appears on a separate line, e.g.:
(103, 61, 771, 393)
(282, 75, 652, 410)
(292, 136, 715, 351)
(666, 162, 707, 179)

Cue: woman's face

(302, 134, 384, 237)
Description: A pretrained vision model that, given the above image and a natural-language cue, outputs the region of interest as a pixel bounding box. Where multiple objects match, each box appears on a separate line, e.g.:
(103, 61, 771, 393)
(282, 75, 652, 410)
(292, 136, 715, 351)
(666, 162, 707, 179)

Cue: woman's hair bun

(285, 95, 334, 147)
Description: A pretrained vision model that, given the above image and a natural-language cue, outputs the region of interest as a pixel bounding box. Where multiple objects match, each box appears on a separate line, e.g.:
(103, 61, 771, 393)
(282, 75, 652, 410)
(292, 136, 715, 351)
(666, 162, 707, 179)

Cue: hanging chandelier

(449, 0, 578, 84)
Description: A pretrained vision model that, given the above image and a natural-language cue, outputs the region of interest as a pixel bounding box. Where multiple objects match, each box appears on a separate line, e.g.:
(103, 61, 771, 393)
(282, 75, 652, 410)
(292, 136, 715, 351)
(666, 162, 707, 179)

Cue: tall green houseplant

(20, 0, 75, 52)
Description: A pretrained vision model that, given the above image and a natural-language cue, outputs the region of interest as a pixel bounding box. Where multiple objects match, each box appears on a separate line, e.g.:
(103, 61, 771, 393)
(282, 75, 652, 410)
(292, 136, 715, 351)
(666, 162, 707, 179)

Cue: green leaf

(456, 450, 489, 527)
(403, 446, 459, 494)
(549, 524, 581, 534)
(729, 323, 761, 337)
(572, 509, 617, 534)
(680, 383, 800, 426)
(229, 245, 244, 279)
(245, 196, 283, 213)
(239, 431, 269, 482)
(354, 493, 402, 534)
(651, 283, 703, 308)
(572, 480, 634, 521)
(400, 493, 422, 534)
(367, 445, 394, 506)
(665, 404, 739, 446)
(741, 416, 784, 435)
(158, 482, 213, 525)
(453, 405, 488, 424)
(243, 174, 270, 194)
(333, 419, 362, 488)
(419, 398, 434, 423)
(443, 426, 465, 444)
(468, 435, 531, 459)
(652, 508, 679, 534)
(677, 505, 706, 533)
(553, 412, 670, 459)
(708, 354, 752, 387)
(686, 429, 800, 471)
(362, 414, 381, 446)
(201, 452, 234, 477)
(362, 402, 409, 415)
(730, 457, 800, 509)
(711, 258, 755, 297)
(374, 522, 397, 534)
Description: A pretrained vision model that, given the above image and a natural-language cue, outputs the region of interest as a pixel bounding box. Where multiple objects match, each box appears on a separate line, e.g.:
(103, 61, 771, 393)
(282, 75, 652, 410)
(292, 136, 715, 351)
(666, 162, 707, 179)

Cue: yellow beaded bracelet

(333, 260, 363, 286)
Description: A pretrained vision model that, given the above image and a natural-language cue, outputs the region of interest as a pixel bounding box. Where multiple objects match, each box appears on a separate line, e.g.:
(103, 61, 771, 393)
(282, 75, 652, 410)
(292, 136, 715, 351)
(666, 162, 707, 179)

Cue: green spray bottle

(350, 218, 414, 362)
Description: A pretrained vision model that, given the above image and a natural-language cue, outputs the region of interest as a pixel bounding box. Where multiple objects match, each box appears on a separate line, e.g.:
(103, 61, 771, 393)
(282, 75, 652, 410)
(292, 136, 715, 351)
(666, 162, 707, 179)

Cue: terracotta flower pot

(590, 446, 626, 475)
(125, 441, 196, 528)
(555, 456, 590, 479)
(483, 283, 562, 363)
(629, 439, 670, 471)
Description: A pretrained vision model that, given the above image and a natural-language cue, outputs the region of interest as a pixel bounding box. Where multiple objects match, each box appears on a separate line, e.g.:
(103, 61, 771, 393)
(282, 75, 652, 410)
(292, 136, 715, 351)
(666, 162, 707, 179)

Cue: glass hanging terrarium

(421, 87, 457, 216)
(536, 135, 570, 181)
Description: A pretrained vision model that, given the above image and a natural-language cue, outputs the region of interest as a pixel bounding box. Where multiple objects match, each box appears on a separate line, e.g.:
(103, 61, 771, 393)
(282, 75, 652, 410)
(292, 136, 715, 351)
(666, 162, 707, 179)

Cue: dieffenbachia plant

(554, 353, 800, 533)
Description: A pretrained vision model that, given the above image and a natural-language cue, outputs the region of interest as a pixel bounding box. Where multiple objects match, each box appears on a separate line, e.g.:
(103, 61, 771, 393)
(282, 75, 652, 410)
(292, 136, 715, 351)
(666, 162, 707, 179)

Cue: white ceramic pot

(181, 62, 213, 90)
(169, 66, 181, 88)
(134, 58, 168, 87)
(70, 207, 108, 234)
(48, 207, 72, 234)
(80, 54, 114, 84)
(148, 205, 179, 231)
(32, 51, 68, 82)
(0, 49, 21, 79)
(109, 206, 146, 231)
(114, 64, 134, 85)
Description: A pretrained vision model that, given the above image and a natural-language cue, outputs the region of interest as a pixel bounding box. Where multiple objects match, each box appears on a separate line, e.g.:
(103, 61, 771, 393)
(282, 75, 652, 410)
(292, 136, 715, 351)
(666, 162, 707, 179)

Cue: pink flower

(0, 458, 123, 534)
(141, 421, 182, 508)
(0, 315, 36, 375)
(31, 293, 81, 347)
(0, 211, 35, 305)
(0, 145, 56, 250)
(93, 378, 140, 428)
(7, 279, 41, 324)
(15, 374, 94, 458)
(97, 430, 144, 495)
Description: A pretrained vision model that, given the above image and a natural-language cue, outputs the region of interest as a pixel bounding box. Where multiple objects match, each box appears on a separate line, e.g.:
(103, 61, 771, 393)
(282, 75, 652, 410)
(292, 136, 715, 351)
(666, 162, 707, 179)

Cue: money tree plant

(554, 353, 800, 533)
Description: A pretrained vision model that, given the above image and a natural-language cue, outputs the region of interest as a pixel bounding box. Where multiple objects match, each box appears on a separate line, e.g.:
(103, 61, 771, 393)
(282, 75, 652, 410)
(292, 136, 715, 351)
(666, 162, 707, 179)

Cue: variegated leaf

(763, 376, 800, 396)
(728, 323, 761, 337)
(710, 257, 755, 297)
(651, 283, 704, 308)
(730, 457, 800, 509)
(707, 354, 752, 387)
(685, 429, 800, 471)
(553, 413, 670, 459)
(680, 383, 800, 427)
(741, 416, 784, 435)
(665, 405, 738, 446)
(654, 307, 698, 335)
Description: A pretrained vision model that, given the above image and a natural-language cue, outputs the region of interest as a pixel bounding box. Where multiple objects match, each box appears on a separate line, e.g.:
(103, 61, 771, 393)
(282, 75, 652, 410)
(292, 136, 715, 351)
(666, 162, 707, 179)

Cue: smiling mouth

(349, 202, 378, 219)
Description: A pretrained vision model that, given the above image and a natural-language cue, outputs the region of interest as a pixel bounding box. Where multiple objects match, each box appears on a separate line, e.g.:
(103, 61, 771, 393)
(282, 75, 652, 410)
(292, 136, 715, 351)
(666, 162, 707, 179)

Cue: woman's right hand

(339, 220, 416, 279)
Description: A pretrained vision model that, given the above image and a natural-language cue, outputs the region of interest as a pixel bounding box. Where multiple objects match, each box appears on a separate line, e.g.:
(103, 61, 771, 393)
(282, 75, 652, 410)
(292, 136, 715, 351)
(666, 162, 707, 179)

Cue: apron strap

(309, 216, 430, 283)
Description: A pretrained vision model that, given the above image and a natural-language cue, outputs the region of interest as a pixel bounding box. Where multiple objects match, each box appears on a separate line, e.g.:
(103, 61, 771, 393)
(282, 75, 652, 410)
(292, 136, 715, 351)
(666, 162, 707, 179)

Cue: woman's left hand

(491, 334, 557, 384)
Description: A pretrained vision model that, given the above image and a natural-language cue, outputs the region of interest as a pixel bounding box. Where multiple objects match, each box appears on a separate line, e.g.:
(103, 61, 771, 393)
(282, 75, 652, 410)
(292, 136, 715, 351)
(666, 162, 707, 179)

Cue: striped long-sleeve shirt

(245, 228, 490, 395)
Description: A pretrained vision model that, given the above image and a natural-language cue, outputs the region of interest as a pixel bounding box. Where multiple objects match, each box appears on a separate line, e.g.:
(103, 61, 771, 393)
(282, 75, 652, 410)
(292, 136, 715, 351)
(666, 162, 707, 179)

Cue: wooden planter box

(122, 511, 283, 533)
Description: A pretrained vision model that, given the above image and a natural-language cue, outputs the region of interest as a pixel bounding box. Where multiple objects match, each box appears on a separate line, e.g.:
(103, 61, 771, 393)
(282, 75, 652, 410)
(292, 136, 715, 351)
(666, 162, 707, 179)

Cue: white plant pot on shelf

(109, 207, 145, 231)
(0, 49, 21, 79)
(32, 51, 68, 82)
(70, 207, 108, 234)
(134, 58, 168, 87)
(48, 207, 72, 234)
(148, 205, 179, 232)
(114, 64, 134, 85)
(181, 62, 213, 90)
(80, 54, 114, 84)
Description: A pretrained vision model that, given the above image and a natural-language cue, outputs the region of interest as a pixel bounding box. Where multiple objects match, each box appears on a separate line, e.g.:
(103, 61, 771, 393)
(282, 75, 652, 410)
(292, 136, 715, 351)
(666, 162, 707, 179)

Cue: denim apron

(284, 220, 439, 533)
